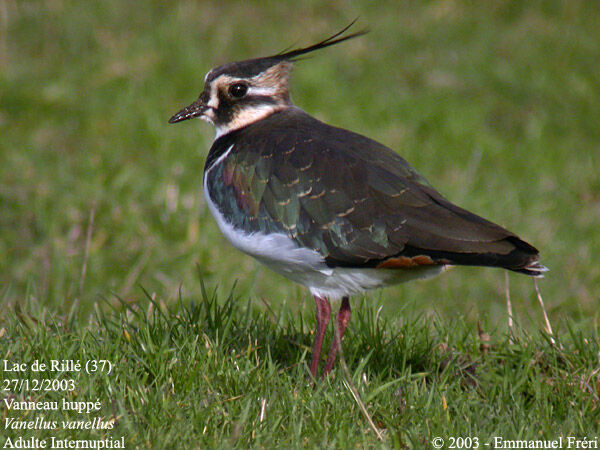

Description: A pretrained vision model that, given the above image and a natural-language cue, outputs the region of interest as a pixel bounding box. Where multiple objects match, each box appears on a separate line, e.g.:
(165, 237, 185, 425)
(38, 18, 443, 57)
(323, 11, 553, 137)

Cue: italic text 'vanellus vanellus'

(169, 24, 546, 380)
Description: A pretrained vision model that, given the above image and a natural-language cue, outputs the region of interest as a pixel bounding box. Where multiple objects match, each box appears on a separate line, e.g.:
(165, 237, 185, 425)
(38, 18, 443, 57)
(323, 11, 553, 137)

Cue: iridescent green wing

(210, 108, 535, 269)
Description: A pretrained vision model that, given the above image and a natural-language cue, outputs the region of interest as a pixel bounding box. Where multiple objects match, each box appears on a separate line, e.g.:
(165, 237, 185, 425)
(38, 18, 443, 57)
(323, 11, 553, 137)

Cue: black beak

(169, 99, 208, 124)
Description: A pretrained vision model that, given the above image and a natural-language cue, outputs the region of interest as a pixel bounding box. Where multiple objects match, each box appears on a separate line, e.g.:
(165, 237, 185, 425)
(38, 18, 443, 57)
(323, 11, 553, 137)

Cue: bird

(169, 24, 546, 380)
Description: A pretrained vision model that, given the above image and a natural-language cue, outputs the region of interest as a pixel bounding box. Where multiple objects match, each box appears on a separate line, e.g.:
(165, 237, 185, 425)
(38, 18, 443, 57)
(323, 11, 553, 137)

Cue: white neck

(214, 104, 286, 140)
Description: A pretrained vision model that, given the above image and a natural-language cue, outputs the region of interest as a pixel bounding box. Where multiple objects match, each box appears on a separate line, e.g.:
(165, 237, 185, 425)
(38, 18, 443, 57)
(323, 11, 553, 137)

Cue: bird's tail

(510, 259, 548, 277)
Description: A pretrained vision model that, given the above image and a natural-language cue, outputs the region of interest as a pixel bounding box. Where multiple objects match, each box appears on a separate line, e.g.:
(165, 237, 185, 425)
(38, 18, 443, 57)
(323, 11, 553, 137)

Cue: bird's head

(169, 22, 367, 138)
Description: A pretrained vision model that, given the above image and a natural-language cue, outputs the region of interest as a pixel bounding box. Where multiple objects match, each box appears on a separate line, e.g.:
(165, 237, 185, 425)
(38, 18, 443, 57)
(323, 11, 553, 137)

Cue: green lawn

(1, 1, 599, 447)
(2, 288, 599, 447)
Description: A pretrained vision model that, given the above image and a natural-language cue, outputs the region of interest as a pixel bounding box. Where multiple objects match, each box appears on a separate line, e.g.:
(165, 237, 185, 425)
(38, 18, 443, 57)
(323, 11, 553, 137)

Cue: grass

(2, 282, 599, 447)
(1, 0, 600, 447)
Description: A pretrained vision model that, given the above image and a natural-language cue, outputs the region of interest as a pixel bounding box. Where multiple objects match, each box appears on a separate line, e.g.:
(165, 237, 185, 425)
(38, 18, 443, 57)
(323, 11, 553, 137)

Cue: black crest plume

(273, 20, 369, 62)
(204, 21, 368, 84)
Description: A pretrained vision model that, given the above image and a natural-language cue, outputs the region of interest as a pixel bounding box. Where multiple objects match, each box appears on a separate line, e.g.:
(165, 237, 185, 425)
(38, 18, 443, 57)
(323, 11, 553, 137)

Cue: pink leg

(323, 296, 351, 376)
(310, 295, 331, 380)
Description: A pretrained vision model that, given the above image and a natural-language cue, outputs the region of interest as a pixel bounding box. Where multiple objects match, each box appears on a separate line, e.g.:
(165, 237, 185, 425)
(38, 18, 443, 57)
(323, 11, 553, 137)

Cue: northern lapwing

(169, 24, 546, 380)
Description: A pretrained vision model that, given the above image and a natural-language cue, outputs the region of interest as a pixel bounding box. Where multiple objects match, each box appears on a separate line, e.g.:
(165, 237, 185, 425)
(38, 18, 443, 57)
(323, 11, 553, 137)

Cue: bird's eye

(228, 83, 248, 98)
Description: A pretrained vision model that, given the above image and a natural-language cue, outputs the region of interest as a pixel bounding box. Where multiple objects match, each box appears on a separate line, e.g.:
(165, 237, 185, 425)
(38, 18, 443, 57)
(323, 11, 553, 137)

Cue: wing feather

(208, 107, 540, 274)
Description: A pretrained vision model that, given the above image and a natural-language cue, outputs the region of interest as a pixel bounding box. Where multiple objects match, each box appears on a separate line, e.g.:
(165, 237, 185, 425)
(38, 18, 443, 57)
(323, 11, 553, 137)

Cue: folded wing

(212, 107, 545, 276)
